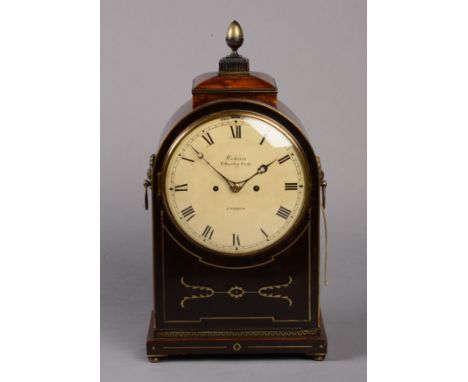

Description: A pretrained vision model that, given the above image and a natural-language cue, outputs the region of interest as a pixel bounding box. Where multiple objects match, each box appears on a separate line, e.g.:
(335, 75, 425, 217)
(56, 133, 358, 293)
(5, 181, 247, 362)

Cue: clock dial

(163, 112, 309, 255)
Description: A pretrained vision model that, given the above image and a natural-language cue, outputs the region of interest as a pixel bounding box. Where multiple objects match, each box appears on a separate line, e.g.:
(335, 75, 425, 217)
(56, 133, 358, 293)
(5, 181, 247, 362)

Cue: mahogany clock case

(146, 99, 327, 359)
(102, 1, 366, 379)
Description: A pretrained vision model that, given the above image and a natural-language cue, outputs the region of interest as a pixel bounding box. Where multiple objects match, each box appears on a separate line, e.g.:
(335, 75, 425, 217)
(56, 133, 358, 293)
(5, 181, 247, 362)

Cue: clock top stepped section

(192, 20, 278, 108)
(160, 21, 307, 143)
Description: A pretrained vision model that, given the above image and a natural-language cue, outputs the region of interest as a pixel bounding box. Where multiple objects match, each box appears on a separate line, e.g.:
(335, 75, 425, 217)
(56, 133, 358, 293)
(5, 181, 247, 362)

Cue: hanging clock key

(144, 21, 328, 362)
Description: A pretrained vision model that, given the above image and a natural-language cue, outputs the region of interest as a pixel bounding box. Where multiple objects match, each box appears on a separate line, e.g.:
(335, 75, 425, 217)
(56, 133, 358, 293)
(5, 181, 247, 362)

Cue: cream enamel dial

(163, 112, 308, 255)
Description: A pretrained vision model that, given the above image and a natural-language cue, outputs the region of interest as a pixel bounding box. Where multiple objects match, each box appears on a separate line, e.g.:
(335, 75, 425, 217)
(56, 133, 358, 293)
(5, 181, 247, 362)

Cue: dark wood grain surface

(146, 83, 326, 360)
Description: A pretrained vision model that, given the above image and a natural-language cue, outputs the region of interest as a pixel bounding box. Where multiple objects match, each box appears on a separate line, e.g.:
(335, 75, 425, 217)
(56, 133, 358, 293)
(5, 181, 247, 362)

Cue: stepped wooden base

(146, 311, 327, 361)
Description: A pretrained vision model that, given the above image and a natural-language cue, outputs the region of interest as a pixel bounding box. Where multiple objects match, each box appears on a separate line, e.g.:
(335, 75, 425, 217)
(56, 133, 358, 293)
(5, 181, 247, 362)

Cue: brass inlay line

(247, 345, 313, 349)
(179, 276, 293, 308)
(161, 214, 167, 323)
(162, 346, 228, 350)
(308, 217, 312, 322)
(163, 317, 310, 323)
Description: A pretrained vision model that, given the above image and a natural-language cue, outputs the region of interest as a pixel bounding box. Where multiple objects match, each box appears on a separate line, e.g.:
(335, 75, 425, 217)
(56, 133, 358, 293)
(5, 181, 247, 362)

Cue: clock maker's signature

(226, 207, 246, 211)
(220, 154, 252, 167)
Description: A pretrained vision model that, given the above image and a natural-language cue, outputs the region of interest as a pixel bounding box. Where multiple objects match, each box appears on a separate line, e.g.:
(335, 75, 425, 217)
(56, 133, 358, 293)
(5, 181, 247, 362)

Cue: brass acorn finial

(226, 20, 244, 55)
(219, 21, 249, 73)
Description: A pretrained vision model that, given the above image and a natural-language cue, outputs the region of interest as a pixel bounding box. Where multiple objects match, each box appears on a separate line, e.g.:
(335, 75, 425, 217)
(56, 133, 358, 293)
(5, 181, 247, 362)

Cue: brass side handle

(144, 179, 151, 210)
(317, 156, 328, 286)
(321, 179, 327, 209)
(144, 154, 156, 210)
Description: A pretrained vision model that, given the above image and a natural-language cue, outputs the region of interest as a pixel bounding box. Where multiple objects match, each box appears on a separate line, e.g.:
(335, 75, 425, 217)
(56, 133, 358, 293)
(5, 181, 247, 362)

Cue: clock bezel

(154, 99, 319, 268)
(162, 110, 309, 255)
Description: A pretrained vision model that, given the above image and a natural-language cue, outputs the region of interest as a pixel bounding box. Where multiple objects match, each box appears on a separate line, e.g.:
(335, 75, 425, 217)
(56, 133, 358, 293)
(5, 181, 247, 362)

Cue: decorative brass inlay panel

(180, 276, 293, 308)
(156, 329, 319, 338)
(258, 276, 293, 306)
(180, 277, 215, 308)
(162, 224, 312, 323)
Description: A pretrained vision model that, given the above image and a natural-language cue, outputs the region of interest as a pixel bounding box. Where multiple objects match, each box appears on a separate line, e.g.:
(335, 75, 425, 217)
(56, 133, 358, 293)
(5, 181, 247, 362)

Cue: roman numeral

(232, 233, 240, 246)
(259, 136, 266, 145)
(230, 125, 241, 139)
(201, 132, 214, 145)
(278, 154, 291, 165)
(174, 183, 188, 192)
(260, 228, 269, 239)
(180, 205, 195, 221)
(181, 157, 194, 162)
(201, 225, 214, 240)
(285, 182, 298, 190)
(276, 206, 292, 219)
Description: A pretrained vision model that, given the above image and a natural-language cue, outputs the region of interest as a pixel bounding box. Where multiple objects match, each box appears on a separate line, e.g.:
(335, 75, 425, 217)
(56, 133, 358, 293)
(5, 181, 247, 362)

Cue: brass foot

(307, 353, 326, 361)
(148, 354, 168, 363)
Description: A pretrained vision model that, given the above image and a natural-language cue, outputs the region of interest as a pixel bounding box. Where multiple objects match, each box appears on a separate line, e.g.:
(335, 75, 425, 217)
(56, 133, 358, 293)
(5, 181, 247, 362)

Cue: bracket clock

(144, 21, 328, 362)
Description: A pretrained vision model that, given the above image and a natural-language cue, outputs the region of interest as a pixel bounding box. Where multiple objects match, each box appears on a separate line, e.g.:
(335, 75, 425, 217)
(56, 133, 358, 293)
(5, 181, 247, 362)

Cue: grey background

(101, 0, 366, 381)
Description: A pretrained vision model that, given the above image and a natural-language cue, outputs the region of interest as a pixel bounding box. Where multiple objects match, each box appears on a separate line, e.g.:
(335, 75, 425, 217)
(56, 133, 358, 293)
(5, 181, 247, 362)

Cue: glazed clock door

(162, 111, 310, 256)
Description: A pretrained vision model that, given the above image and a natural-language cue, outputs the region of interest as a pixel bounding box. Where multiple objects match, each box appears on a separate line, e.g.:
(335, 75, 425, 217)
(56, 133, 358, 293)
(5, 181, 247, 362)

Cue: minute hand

(190, 145, 238, 191)
(233, 159, 277, 192)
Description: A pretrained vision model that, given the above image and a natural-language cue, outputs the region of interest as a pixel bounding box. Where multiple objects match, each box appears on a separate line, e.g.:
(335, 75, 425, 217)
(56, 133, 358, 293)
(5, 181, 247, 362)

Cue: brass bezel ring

(160, 106, 312, 258)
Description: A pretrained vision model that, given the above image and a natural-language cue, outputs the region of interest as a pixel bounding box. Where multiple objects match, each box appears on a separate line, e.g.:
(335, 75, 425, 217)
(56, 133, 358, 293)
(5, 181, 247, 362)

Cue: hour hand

(233, 158, 277, 191)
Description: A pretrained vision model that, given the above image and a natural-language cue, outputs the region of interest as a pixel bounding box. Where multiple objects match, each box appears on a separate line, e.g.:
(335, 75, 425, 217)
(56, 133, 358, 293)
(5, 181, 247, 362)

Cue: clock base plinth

(146, 311, 327, 361)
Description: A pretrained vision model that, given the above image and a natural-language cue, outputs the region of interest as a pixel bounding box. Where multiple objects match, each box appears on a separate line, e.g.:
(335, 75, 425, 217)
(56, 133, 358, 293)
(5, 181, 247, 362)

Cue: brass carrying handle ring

(321, 182, 328, 287)
(144, 180, 151, 210)
(317, 156, 328, 287)
(144, 154, 156, 211)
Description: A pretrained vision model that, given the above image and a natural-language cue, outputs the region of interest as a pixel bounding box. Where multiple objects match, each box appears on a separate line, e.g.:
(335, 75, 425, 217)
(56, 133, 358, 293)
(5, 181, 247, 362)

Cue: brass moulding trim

(179, 276, 293, 308)
(192, 88, 277, 94)
(156, 329, 319, 338)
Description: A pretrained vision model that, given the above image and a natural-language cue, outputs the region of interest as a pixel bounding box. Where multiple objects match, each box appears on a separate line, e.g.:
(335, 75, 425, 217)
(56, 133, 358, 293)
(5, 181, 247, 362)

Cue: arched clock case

(144, 21, 328, 362)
